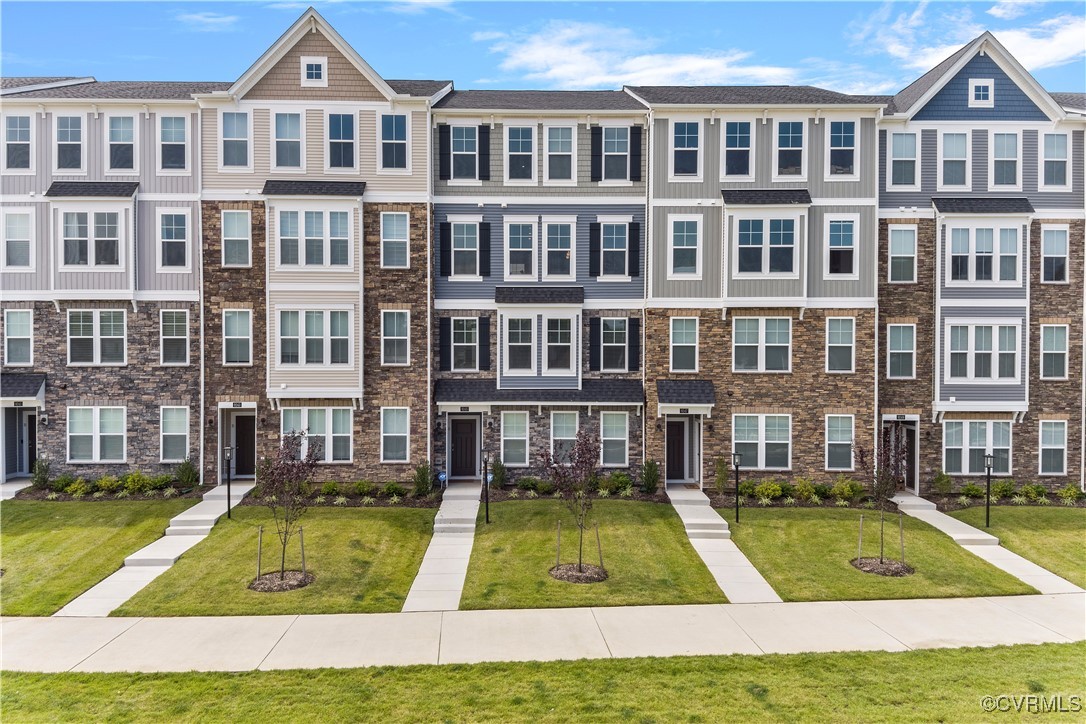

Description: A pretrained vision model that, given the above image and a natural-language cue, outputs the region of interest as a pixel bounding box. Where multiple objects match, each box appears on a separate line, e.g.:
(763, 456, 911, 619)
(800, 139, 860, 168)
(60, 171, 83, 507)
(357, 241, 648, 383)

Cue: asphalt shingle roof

(1, 80, 231, 99)
(1, 76, 82, 90)
(435, 90, 645, 111)
(656, 380, 716, 406)
(494, 287, 585, 305)
(435, 379, 643, 405)
(1, 373, 46, 399)
(722, 189, 812, 205)
(1052, 92, 1086, 110)
(46, 181, 139, 197)
(889, 39, 976, 116)
(262, 180, 366, 197)
(627, 85, 880, 105)
(387, 79, 452, 97)
(932, 197, 1035, 214)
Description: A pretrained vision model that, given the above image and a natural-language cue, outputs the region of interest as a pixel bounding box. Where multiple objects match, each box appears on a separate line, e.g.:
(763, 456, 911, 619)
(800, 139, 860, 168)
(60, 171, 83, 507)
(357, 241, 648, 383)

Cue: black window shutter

(630, 126, 643, 181)
(439, 317, 452, 371)
(478, 315, 491, 370)
(627, 316, 641, 372)
(589, 317, 601, 371)
(439, 222, 452, 277)
(479, 222, 491, 276)
(438, 124, 451, 180)
(590, 126, 602, 182)
(478, 125, 491, 181)
(588, 223, 601, 277)
(627, 222, 640, 277)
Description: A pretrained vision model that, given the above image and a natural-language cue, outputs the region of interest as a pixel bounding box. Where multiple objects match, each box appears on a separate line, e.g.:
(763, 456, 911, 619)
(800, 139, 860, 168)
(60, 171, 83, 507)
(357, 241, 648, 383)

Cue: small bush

(793, 478, 816, 502)
(31, 458, 50, 490)
(491, 457, 508, 488)
(333, 495, 348, 507)
(738, 480, 757, 498)
(715, 457, 729, 493)
(597, 488, 611, 498)
(813, 483, 833, 499)
(412, 462, 435, 497)
(150, 474, 173, 491)
(1020, 483, 1048, 502)
(320, 481, 340, 497)
(641, 460, 661, 495)
(314, 495, 327, 504)
(95, 475, 123, 494)
(65, 478, 92, 498)
(959, 483, 985, 499)
(608, 471, 632, 493)
(92, 490, 106, 499)
(388, 494, 402, 506)
(123, 471, 153, 495)
(525, 490, 538, 499)
(175, 458, 199, 488)
(834, 499, 850, 507)
(1036, 496, 1051, 506)
(1056, 484, 1082, 504)
(516, 477, 539, 492)
(382, 482, 408, 498)
(536, 480, 557, 496)
(831, 479, 863, 502)
(162, 487, 178, 498)
(861, 500, 876, 510)
(809, 494, 822, 506)
(619, 485, 633, 497)
(754, 481, 783, 500)
(354, 480, 376, 497)
(991, 480, 1017, 501)
(956, 495, 973, 507)
(52, 473, 76, 494)
(778, 482, 795, 499)
(783, 497, 797, 506)
(931, 471, 953, 496)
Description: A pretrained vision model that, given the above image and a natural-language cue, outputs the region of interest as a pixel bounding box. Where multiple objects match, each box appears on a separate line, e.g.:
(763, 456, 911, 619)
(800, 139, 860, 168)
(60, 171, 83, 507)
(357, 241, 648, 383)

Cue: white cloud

(385, 0, 456, 15)
(177, 12, 240, 32)
(987, 1, 1044, 21)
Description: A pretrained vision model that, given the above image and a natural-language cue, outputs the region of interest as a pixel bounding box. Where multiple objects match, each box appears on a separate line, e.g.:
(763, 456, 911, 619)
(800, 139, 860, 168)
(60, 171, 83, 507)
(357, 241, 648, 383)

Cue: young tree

(540, 427, 601, 573)
(855, 433, 909, 564)
(256, 431, 321, 579)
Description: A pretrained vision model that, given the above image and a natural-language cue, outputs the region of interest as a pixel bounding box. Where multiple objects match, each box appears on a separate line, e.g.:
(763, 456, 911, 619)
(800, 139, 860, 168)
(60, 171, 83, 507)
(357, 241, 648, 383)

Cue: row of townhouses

(2, 9, 1083, 494)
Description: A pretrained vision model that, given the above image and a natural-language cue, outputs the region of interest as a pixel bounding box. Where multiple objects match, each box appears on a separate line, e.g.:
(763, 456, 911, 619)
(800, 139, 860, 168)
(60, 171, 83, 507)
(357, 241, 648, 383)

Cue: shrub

(619, 485, 633, 497)
(959, 483, 985, 499)
(150, 474, 173, 491)
(991, 480, 1017, 501)
(31, 458, 50, 490)
(175, 458, 200, 488)
(507, 489, 519, 499)
(65, 478, 92, 498)
(535, 479, 557, 496)
(516, 476, 539, 492)
(794, 478, 816, 502)
(641, 460, 661, 495)
(778, 482, 795, 499)
(525, 490, 538, 499)
(92, 490, 106, 499)
(123, 471, 153, 495)
(1035, 495, 1051, 506)
(607, 472, 632, 493)
(931, 471, 953, 496)
(738, 480, 757, 498)
(831, 478, 863, 502)
(597, 488, 611, 498)
(45, 491, 60, 501)
(715, 457, 729, 493)
(354, 480, 376, 497)
(491, 457, 508, 488)
(809, 494, 822, 506)
(333, 496, 348, 507)
(412, 462, 435, 497)
(320, 481, 340, 497)
(52, 473, 76, 494)
(113, 489, 130, 499)
(382, 482, 408, 498)
(95, 475, 123, 494)
(834, 499, 850, 507)
(1020, 483, 1048, 502)
(813, 483, 833, 499)
(783, 496, 797, 506)
(754, 481, 783, 500)
(1056, 484, 1082, 504)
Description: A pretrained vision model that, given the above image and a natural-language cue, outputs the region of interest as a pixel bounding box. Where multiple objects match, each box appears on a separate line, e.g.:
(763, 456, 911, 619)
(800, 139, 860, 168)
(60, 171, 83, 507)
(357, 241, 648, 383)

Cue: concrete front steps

(402, 482, 482, 612)
(666, 486, 731, 539)
(892, 491, 999, 546)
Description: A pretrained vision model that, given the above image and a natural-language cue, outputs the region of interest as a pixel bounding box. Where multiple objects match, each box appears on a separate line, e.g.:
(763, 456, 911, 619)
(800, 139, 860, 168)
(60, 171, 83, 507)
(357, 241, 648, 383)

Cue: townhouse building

(430, 91, 648, 480)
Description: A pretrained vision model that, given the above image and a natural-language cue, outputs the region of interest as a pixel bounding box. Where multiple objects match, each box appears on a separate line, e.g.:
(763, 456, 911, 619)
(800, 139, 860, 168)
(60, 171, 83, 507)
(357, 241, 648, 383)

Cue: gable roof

(0, 372, 46, 400)
(386, 79, 452, 98)
(722, 189, 812, 206)
(435, 89, 645, 111)
(1051, 92, 1086, 112)
(627, 85, 881, 106)
(931, 197, 1034, 214)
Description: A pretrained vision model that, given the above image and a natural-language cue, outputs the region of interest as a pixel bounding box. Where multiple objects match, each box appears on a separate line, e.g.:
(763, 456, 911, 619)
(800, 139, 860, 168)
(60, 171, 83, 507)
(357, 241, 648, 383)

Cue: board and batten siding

(724, 213, 807, 299)
(937, 306, 1028, 403)
(496, 311, 582, 390)
(0, 202, 49, 293)
(651, 205, 722, 299)
(807, 204, 877, 299)
(136, 200, 200, 292)
(51, 202, 131, 292)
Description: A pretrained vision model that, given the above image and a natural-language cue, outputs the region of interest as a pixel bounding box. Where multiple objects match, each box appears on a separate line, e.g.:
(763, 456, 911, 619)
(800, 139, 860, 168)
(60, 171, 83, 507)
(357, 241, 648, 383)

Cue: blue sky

(2, 1, 1083, 94)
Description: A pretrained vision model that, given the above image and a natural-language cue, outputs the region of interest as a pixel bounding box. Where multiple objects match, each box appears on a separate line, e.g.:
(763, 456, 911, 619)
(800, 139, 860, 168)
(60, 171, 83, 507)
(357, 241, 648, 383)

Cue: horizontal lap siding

(268, 289, 361, 391)
(938, 306, 1027, 402)
(913, 54, 1048, 121)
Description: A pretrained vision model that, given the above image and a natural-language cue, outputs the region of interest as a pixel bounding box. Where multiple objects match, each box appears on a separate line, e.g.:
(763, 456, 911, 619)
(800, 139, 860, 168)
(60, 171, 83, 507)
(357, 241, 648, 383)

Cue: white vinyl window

(948, 227, 1018, 284)
(159, 115, 187, 172)
(601, 318, 627, 372)
(327, 112, 356, 170)
(944, 420, 1010, 475)
(723, 120, 753, 178)
(545, 317, 574, 374)
(283, 407, 352, 462)
(889, 132, 917, 188)
(826, 317, 854, 373)
(939, 132, 969, 188)
(948, 323, 1018, 382)
(991, 132, 1018, 188)
(1041, 226, 1068, 283)
(543, 220, 574, 279)
(221, 112, 249, 168)
(825, 415, 854, 471)
(451, 126, 478, 180)
(1040, 325, 1068, 380)
(300, 56, 327, 87)
(506, 126, 535, 182)
(279, 310, 349, 366)
(733, 317, 791, 372)
(381, 310, 410, 366)
(107, 116, 135, 171)
(160, 407, 189, 463)
(733, 414, 791, 470)
(887, 324, 915, 379)
(1039, 421, 1067, 475)
(380, 407, 409, 463)
(775, 120, 804, 178)
(2, 210, 32, 269)
(669, 215, 700, 279)
(160, 310, 188, 365)
(55, 115, 83, 171)
(545, 125, 574, 182)
(4, 309, 32, 365)
(4, 115, 32, 172)
(670, 317, 698, 372)
(736, 218, 795, 275)
(968, 79, 994, 108)
(157, 210, 189, 270)
(827, 120, 855, 177)
(888, 225, 916, 283)
(278, 210, 350, 267)
(602, 126, 630, 181)
(451, 222, 479, 277)
(452, 317, 478, 371)
(505, 317, 534, 374)
(68, 406, 125, 463)
(381, 212, 409, 269)
(672, 120, 700, 178)
(825, 216, 857, 278)
(223, 309, 251, 365)
(222, 210, 251, 267)
(551, 411, 578, 463)
(501, 411, 529, 467)
(67, 310, 125, 365)
(505, 220, 534, 280)
(1041, 133, 1069, 189)
(601, 411, 629, 467)
(381, 114, 408, 170)
(601, 223, 628, 277)
(61, 211, 121, 268)
(274, 112, 302, 169)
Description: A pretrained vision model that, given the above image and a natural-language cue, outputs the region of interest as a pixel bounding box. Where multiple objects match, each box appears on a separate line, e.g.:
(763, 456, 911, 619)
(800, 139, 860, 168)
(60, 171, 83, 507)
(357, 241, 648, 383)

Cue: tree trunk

(280, 541, 287, 580)
(879, 510, 886, 564)
(577, 525, 585, 572)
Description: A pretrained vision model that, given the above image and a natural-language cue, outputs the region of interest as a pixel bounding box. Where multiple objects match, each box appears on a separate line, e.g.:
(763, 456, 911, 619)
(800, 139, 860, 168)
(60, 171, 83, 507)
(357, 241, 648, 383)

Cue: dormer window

(968, 79, 994, 108)
(300, 56, 328, 88)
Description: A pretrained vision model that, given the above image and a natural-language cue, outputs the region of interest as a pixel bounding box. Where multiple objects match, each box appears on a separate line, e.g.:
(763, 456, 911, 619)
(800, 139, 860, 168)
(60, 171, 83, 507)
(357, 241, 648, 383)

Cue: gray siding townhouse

(430, 91, 649, 481)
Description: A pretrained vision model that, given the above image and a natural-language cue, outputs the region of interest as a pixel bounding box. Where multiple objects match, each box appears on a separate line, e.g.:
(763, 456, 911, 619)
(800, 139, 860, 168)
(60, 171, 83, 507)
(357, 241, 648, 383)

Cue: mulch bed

(241, 492, 443, 509)
(248, 570, 315, 592)
(485, 487, 669, 505)
(851, 557, 914, 576)
(934, 497, 1085, 512)
(550, 563, 608, 583)
(13, 486, 210, 502)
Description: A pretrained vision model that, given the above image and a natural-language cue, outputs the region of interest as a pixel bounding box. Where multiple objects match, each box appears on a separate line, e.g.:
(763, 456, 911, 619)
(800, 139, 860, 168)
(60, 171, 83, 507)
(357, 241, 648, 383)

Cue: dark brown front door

(666, 420, 685, 480)
(451, 418, 477, 477)
(26, 413, 36, 470)
(234, 415, 256, 476)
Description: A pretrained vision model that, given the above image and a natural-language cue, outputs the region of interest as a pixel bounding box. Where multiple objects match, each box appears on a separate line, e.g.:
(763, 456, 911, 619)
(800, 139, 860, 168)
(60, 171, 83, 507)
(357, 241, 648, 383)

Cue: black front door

(234, 415, 256, 476)
(26, 413, 36, 471)
(666, 420, 685, 480)
(451, 418, 477, 477)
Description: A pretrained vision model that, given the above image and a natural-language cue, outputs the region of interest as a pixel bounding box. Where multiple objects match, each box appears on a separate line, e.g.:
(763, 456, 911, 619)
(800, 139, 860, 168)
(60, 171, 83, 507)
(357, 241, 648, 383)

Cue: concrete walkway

(666, 485, 782, 604)
(1, 478, 32, 500)
(893, 492, 1084, 595)
(4, 592, 1081, 672)
(401, 481, 481, 612)
(53, 483, 256, 617)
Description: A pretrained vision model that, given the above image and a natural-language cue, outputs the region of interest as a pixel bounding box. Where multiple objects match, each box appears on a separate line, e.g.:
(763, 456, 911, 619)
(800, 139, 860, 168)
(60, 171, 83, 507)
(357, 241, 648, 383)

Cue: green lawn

(113, 507, 435, 617)
(460, 499, 726, 610)
(3, 643, 1083, 722)
(0, 500, 196, 616)
(723, 507, 1035, 601)
(950, 506, 1086, 589)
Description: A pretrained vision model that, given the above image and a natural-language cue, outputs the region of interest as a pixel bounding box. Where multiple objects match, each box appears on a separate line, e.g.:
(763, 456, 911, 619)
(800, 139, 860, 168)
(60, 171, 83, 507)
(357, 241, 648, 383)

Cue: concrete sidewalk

(4, 593, 1081, 672)
(401, 481, 481, 612)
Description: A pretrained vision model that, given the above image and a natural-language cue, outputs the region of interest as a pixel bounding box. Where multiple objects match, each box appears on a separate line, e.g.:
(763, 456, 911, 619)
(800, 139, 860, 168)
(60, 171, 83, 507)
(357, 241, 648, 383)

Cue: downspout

(196, 107, 206, 485)
(426, 98, 434, 466)
(642, 105, 653, 466)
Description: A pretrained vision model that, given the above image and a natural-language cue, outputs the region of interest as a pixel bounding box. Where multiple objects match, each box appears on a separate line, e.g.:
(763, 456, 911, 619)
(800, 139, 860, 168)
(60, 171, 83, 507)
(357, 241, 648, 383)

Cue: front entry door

(666, 420, 686, 481)
(450, 418, 477, 477)
(25, 412, 36, 471)
(234, 415, 256, 476)
(882, 421, 918, 492)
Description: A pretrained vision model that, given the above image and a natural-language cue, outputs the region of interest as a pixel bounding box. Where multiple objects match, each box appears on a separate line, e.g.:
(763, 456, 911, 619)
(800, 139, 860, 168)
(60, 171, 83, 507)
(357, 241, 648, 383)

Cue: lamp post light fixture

(984, 452, 994, 528)
(731, 451, 742, 524)
(224, 445, 234, 520)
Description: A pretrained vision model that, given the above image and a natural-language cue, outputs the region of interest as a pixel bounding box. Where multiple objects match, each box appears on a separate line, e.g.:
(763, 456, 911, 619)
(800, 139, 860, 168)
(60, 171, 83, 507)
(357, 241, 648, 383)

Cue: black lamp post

(984, 452, 994, 528)
(224, 445, 233, 519)
(731, 451, 742, 524)
(482, 449, 490, 524)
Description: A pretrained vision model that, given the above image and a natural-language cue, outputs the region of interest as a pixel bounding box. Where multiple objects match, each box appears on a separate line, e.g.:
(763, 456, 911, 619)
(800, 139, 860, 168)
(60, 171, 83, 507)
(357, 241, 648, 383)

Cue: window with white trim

(274, 113, 302, 169)
(158, 211, 188, 269)
(283, 407, 352, 462)
(545, 317, 573, 373)
(506, 317, 534, 373)
(381, 114, 407, 169)
(544, 221, 573, 278)
(279, 210, 350, 267)
(723, 120, 752, 177)
(3, 210, 31, 269)
(1040, 325, 1068, 380)
(733, 414, 791, 470)
(221, 112, 248, 167)
(944, 420, 1009, 475)
(380, 212, 409, 269)
(601, 223, 628, 277)
(328, 113, 355, 169)
(826, 218, 855, 277)
(776, 121, 803, 176)
(68, 406, 125, 463)
(889, 225, 916, 282)
(1041, 226, 1068, 283)
(506, 221, 534, 279)
(1040, 421, 1066, 475)
(602, 318, 627, 372)
(670, 317, 698, 372)
(501, 411, 528, 466)
(991, 132, 1017, 187)
(545, 126, 573, 181)
(4, 115, 31, 170)
(382, 310, 409, 365)
(107, 116, 135, 171)
(672, 121, 699, 177)
(948, 323, 1017, 381)
(159, 116, 186, 171)
(737, 218, 794, 275)
(733, 317, 791, 372)
(827, 121, 855, 176)
(601, 411, 628, 467)
(452, 222, 478, 277)
(56, 115, 82, 170)
(160, 310, 188, 365)
(669, 216, 700, 278)
(826, 317, 854, 373)
(506, 126, 534, 181)
(279, 309, 349, 366)
(4, 309, 32, 365)
(300, 56, 327, 87)
(381, 407, 409, 463)
(222, 210, 251, 267)
(160, 407, 189, 462)
(890, 132, 916, 187)
(826, 415, 854, 471)
(968, 79, 993, 108)
(63, 212, 120, 267)
(451, 126, 477, 180)
(1042, 133, 1068, 188)
(551, 411, 577, 463)
(452, 317, 478, 371)
(949, 227, 1018, 283)
(223, 310, 251, 365)
(603, 127, 629, 181)
(887, 324, 915, 379)
(940, 132, 968, 187)
(68, 310, 125, 365)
